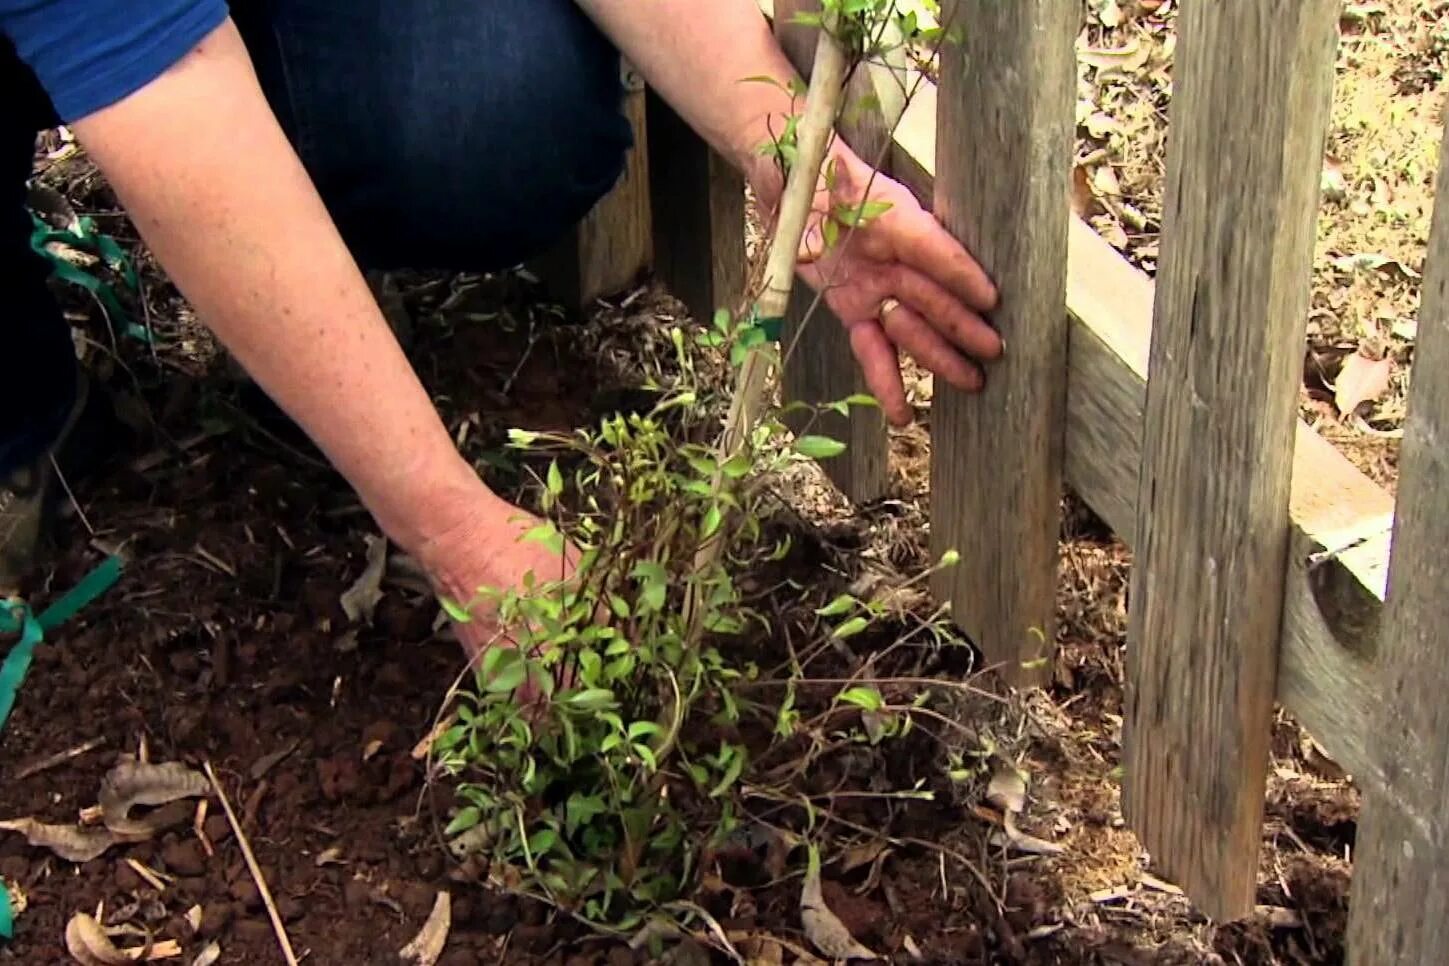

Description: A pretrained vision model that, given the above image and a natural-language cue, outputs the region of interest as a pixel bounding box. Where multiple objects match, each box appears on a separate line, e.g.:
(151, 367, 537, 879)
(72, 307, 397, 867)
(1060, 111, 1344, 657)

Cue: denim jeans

(1, 0, 632, 474)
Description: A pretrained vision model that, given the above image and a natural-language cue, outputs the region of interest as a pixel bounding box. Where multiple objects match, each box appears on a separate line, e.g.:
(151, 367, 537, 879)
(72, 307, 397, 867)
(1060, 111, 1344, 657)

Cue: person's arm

(69, 18, 554, 627)
(575, 0, 1002, 425)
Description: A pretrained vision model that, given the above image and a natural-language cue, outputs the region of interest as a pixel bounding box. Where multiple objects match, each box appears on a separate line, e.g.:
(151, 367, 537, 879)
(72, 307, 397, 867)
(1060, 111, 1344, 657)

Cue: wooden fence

(543, 1, 1448, 958)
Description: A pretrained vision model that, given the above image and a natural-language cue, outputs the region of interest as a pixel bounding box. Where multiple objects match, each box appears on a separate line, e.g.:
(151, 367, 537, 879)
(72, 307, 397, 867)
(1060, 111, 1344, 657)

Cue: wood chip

(398, 891, 451, 965)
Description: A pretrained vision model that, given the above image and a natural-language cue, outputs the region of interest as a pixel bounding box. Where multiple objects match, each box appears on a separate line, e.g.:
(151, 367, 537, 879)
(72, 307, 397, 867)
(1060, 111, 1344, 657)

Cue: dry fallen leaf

(986, 765, 1027, 814)
(1334, 350, 1393, 416)
(190, 942, 222, 966)
(1091, 0, 1124, 27)
(0, 818, 118, 863)
(1070, 165, 1094, 217)
(314, 846, 347, 867)
(65, 912, 133, 964)
(1076, 37, 1151, 75)
(100, 761, 211, 837)
(800, 846, 876, 961)
(340, 534, 388, 624)
(399, 891, 451, 965)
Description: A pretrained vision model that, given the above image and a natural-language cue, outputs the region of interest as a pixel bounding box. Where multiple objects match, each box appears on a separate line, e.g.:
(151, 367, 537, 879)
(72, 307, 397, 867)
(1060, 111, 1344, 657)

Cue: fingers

(878, 301, 983, 396)
(846, 323, 912, 427)
(892, 266, 1003, 362)
(895, 211, 999, 313)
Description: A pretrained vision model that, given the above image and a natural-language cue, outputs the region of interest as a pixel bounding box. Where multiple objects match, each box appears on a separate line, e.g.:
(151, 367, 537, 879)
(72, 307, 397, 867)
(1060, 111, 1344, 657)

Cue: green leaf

(567, 688, 618, 711)
(608, 594, 631, 619)
(577, 649, 602, 686)
(794, 435, 847, 460)
(522, 521, 565, 555)
(439, 596, 472, 623)
(546, 460, 564, 497)
(708, 745, 746, 798)
(832, 616, 870, 639)
(527, 827, 558, 858)
(938, 548, 961, 567)
(507, 428, 539, 448)
(566, 793, 608, 835)
(838, 686, 885, 711)
(627, 721, 663, 742)
(815, 594, 856, 618)
(701, 504, 723, 539)
(445, 806, 481, 837)
(822, 215, 840, 250)
(843, 393, 879, 408)
(721, 453, 752, 478)
(836, 198, 894, 226)
(482, 649, 527, 693)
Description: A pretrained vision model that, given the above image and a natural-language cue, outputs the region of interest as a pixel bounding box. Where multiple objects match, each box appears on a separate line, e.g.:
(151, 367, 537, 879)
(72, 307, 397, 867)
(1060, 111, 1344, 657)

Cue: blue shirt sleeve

(1, 0, 229, 122)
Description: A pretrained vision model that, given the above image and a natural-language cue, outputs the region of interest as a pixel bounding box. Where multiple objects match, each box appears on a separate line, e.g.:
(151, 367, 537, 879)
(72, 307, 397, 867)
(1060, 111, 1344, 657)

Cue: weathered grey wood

(887, 64, 1395, 787)
(533, 70, 654, 309)
(928, 0, 1076, 685)
(1121, 1, 1339, 920)
(1345, 119, 1449, 966)
(771, 0, 890, 504)
(645, 88, 747, 325)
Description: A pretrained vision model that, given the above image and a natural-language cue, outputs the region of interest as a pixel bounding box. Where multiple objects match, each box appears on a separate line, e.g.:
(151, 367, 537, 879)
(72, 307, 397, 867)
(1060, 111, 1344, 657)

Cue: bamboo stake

(717, 14, 850, 460)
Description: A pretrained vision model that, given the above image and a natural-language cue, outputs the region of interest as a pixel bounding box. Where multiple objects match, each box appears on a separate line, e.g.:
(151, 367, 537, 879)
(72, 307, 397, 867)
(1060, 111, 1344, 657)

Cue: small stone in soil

(277, 896, 305, 923)
(198, 902, 234, 939)
(204, 814, 233, 844)
(168, 650, 201, 675)
(400, 881, 436, 920)
(415, 850, 444, 880)
(161, 839, 208, 878)
(233, 918, 275, 944)
(229, 879, 262, 911)
(0, 856, 29, 883)
(114, 862, 143, 893)
(175, 876, 209, 903)
(607, 945, 636, 966)
(343, 878, 372, 909)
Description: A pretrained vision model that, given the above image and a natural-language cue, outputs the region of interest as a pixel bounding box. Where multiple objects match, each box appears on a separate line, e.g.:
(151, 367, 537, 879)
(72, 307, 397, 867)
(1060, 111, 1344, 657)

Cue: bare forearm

(575, 0, 802, 198)
(71, 20, 500, 552)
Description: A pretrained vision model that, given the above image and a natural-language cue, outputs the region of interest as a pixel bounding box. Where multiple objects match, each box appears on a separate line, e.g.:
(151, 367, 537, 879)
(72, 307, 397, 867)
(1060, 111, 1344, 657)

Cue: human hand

(410, 491, 580, 700)
(782, 146, 1002, 427)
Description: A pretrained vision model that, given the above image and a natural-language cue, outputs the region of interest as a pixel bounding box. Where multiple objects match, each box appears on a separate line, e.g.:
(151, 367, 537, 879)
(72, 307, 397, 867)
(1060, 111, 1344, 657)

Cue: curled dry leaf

(64, 912, 134, 964)
(398, 890, 451, 965)
(986, 765, 1028, 814)
(0, 818, 119, 863)
(1333, 350, 1393, 416)
(340, 534, 388, 624)
(100, 761, 211, 837)
(800, 846, 876, 961)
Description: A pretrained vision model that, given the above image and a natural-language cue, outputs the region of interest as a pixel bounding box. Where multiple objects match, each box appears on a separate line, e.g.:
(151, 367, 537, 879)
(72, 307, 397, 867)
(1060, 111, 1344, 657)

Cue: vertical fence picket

(929, 0, 1076, 685)
(1121, 1, 1339, 920)
(771, 0, 890, 503)
(1344, 117, 1449, 965)
(645, 90, 747, 328)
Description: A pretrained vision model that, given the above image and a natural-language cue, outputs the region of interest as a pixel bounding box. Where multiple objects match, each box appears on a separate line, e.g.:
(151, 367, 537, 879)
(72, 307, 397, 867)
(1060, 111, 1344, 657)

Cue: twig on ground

(14, 736, 106, 780)
(202, 761, 300, 966)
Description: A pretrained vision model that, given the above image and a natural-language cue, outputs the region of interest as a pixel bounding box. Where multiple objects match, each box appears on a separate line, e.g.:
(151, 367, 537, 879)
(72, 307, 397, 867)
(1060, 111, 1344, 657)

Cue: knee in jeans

(351, 30, 633, 271)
